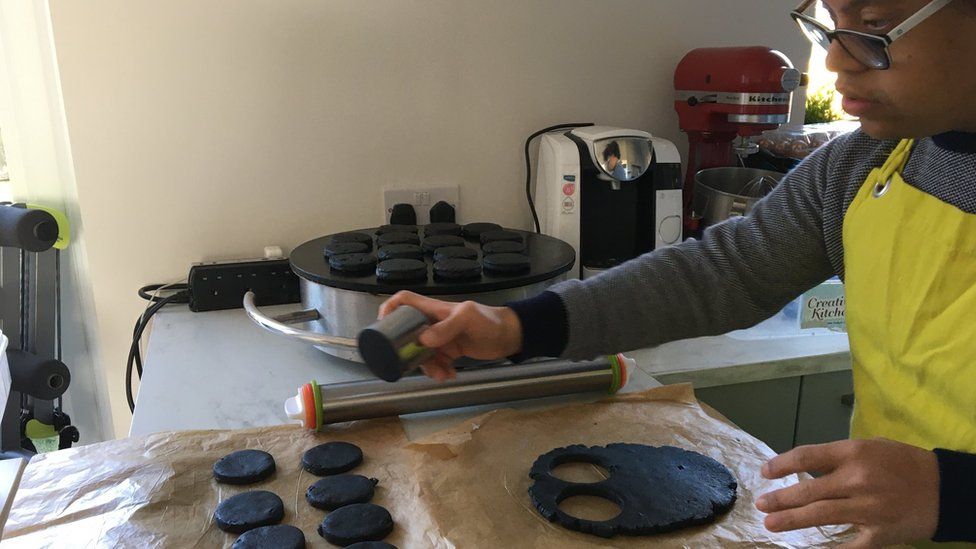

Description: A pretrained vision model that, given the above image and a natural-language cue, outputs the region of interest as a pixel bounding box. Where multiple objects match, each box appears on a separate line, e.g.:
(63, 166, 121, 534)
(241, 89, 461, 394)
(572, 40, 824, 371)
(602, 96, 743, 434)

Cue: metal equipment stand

(0, 203, 77, 460)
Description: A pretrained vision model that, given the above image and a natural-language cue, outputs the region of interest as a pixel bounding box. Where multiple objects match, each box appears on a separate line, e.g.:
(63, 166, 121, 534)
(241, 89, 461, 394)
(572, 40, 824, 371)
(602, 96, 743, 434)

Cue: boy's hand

(378, 291, 523, 381)
(756, 438, 939, 548)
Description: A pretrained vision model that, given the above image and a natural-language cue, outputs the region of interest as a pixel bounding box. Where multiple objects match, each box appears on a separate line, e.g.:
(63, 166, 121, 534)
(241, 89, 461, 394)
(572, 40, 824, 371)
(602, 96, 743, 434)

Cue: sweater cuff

(933, 448, 976, 543)
(505, 291, 569, 362)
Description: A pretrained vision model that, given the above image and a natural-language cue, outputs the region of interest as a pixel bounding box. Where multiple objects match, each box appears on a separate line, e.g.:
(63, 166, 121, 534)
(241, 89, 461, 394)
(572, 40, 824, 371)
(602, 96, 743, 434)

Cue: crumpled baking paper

(3, 384, 851, 547)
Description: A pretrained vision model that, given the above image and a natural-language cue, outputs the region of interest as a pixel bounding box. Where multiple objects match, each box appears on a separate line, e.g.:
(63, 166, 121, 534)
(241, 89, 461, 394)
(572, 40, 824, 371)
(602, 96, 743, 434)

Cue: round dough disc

(302, 442, 364, 476)
(317, 503, 394, 546)
(232, 524, 305, 549)
(213, 449, 276, 485)
(214, 490, 285, 534)
(306, 474, 378, 511)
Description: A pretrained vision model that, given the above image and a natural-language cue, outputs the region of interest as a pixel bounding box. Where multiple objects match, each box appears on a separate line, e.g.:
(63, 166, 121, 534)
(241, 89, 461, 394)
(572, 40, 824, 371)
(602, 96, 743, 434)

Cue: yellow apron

(844, 138, 976, 546)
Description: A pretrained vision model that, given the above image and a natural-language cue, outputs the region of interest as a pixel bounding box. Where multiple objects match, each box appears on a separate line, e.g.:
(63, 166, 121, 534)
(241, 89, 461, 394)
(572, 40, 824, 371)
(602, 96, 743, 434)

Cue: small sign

(800, 281, 846, 330)
(561, 196, 575, 213)
(562, 175, 576, 182)
(562, 183, 575, 196)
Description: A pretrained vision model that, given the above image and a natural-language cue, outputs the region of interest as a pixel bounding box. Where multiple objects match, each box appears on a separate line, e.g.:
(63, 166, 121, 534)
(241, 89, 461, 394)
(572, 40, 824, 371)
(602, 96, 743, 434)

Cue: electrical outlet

(383, 186, 459, 225)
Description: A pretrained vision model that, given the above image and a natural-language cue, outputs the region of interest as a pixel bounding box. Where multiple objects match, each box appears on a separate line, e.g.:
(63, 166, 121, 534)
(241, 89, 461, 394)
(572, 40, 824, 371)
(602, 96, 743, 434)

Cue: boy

(381, 1, 976, 545)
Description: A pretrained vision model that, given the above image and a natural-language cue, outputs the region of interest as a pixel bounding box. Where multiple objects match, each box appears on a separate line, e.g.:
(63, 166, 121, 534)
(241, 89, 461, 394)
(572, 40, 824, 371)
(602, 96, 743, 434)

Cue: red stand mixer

(674, 46, 804, 234)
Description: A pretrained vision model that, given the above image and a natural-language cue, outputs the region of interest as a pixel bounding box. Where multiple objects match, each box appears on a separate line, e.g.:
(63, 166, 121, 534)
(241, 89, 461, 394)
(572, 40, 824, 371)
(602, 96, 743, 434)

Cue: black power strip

(187, 258, 301, 312)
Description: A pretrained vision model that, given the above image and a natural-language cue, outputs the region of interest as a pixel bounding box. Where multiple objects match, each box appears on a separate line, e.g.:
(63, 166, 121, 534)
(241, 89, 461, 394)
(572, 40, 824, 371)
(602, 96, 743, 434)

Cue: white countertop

(132, 305, 850, 440)
(131, 306, 662, 440)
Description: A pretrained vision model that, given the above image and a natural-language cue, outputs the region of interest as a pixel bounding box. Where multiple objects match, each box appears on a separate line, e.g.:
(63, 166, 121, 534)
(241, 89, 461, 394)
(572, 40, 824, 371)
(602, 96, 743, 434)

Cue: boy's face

(823, 0, 976, 138)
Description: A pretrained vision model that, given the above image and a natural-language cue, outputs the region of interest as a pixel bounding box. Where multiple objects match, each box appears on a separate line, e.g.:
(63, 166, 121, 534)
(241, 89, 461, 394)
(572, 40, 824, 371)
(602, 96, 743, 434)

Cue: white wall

(0, 0, 108, 442)
(47, 0, 810, 438)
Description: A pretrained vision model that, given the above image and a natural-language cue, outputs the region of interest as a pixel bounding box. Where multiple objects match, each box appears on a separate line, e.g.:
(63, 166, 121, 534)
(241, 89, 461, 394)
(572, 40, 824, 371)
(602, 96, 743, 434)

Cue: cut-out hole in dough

(558, 495, 622, 522)
(550, 462, 610, 484)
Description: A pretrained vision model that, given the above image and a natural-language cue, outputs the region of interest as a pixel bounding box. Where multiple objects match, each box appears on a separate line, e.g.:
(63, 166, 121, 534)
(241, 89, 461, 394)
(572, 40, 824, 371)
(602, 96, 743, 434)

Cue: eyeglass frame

(790, 0, 955, 70)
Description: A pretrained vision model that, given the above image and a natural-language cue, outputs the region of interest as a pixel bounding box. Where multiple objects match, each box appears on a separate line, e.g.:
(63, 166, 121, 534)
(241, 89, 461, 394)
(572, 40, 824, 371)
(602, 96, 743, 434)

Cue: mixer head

(674, 46, 804, 137)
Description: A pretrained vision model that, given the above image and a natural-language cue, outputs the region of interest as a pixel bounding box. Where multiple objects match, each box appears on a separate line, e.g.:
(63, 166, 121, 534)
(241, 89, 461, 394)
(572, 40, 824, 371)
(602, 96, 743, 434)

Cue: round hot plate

(290, 226, 576, 296)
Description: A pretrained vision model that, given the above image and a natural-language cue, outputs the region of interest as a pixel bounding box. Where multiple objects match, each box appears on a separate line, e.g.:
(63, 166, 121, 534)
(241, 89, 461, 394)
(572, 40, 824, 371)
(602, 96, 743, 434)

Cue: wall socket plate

(383, 186, 459, 225)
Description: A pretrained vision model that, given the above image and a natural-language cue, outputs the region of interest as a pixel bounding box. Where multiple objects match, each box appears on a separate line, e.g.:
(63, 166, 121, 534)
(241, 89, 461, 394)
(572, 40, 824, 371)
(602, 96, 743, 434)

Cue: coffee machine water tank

(534, 126, 682, 279)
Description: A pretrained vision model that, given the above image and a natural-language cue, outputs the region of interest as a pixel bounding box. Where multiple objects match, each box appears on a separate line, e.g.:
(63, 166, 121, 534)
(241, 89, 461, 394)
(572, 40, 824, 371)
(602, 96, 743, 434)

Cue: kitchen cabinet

(695, 377, 801, 454)
(793, 370, 854, 447)
(695, 370, 853, 454)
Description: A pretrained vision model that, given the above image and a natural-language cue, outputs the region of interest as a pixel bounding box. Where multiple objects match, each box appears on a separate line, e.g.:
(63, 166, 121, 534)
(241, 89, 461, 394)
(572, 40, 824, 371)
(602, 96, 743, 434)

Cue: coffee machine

(534, 126, 682, 279)
(674, 46, 803, 234)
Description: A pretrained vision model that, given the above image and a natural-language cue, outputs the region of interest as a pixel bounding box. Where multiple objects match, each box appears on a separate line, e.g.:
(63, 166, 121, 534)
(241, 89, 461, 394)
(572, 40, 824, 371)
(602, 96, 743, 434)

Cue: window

(805, 3, 852, 123)
(0, 129, 10, 202)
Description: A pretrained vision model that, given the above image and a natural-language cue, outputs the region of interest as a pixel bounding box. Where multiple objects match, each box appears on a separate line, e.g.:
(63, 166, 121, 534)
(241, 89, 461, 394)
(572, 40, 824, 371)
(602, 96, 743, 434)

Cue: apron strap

(873, 139, 915, 197)
(878, 139, 915, 181)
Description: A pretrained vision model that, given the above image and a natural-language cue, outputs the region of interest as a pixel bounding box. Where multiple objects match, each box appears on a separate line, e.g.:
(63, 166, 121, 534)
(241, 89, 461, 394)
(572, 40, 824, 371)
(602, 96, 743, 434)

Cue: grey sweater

(507, 129, 976, 543)
(552, 130, 976, 358)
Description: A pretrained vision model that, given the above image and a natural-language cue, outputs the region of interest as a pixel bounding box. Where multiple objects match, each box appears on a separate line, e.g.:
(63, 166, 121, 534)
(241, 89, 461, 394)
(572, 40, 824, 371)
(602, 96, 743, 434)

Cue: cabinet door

(694, 377, 801, 454)
(793, 370, 854, 447)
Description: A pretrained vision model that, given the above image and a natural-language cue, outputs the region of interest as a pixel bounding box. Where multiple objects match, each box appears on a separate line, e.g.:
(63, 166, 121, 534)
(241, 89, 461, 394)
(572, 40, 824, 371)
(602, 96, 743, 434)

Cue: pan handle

(243, 291, 358, 350)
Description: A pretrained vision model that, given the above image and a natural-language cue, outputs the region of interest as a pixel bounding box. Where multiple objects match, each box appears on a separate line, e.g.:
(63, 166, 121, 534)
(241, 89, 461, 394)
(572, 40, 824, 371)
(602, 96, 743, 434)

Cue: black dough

(213, 450, 276, 485)
(317, 503, 394, 546)
(377, 232, 420, 247)
(423, 222, 462, 237)
(302, 442, 364, 476)
(376, 259, 427, 282)
(482, 240, 525, 255)
(306, 474, 379, 511)
(482, 253, 531, 275)
(232, 524, 305, 549)
(421, 234, 465, 255)
(374, 224, 417, 236)
(331, 232, 374, 247)
(214, 490, 285, 534)
(344, 543, 398, 549)
(479, 229, 523, 246)
(462, 222, 502, 241)
(528, 443, 737, 538)
(433, 258, 482, 280)
(329, 253, 377, 275)
(377, 244, 423, 261)
(325, 241, 370, 258)
(432, 246, 478, 262)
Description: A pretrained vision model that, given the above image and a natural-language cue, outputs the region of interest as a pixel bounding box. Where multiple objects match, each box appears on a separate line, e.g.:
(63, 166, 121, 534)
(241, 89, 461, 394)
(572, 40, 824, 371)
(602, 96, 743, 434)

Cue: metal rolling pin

(284, 354, 634, 429)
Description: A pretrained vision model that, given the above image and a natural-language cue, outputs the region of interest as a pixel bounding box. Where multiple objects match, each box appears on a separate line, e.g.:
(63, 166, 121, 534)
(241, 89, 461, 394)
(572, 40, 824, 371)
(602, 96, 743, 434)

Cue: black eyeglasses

(791, 0, 954, 70)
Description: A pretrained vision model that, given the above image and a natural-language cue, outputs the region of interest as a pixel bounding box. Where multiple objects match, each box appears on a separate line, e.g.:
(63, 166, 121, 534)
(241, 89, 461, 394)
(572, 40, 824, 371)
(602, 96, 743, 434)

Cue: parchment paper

(2, 418, 436, 548)
(406, 383, 851, 548)
(2, 384, 851, 548)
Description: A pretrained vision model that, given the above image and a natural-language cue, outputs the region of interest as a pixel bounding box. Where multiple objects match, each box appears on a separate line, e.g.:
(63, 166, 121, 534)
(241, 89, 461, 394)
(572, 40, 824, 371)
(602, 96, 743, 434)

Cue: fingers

(763, 441, 848, 479)
(378, 291, 454, 320)
(417, 301, 476, 348)
(838, 528, 883, 549)
(764, 499, 862, 532)
(756, 474, 846, 513)
(420, 353, 457, 382)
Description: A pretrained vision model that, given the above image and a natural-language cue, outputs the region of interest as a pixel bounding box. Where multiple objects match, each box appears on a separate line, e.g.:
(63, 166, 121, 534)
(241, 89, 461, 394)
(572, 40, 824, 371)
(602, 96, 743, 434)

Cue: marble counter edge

(640, 351, 852, 388)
